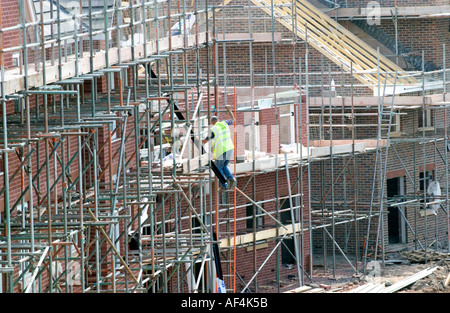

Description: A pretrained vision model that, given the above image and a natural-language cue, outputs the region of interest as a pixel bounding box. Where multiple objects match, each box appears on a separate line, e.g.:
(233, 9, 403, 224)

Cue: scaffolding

(0, 0, 449, 294)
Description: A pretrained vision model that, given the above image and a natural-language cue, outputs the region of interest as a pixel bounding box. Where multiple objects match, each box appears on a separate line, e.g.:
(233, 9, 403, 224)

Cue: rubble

(257, 250, 450, 293)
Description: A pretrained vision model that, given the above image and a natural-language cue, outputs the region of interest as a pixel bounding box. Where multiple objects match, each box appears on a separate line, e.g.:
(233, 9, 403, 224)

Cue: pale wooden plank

(295, 1, 412, 84)
(250, 0, 377, 87)
(250, 0, 418, 90)
(283, 286, 312, 293)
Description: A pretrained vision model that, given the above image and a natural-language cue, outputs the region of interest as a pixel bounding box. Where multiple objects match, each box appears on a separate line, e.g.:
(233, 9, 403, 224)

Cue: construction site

(0, 0, 449, 294)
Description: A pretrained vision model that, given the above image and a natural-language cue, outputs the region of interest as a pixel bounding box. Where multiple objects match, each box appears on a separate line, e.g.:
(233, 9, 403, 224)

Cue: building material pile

(347, 267, 438, 293)
(400, 250, 450, 263)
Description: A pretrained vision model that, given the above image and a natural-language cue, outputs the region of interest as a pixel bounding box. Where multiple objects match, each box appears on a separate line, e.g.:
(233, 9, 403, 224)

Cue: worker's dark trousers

(215, 149, 235, 188)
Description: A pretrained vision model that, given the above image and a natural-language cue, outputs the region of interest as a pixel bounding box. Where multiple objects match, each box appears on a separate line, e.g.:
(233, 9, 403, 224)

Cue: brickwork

(377, 18, 450, 69)
(0, 0, 449, 293)
(161, 167, 311, 291)
(309, 104, 450, 256)
(145, 92, 311, 290)
(0, 1, 20, 69)
(193, 43, 374, 96)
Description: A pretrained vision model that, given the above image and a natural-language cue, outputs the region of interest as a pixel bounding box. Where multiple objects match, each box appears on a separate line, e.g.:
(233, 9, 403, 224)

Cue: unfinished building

(0, 0, 449, 293)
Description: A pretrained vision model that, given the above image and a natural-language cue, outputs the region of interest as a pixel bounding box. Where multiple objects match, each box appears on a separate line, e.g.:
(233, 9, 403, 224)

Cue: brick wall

(0, 1, 20, 69)
(194, 43, 374, 96)
(377, 18, 450, 69)
(159, 167, 311, 291)
(137, 92, 310, 290)
(309, 104, 450, 256)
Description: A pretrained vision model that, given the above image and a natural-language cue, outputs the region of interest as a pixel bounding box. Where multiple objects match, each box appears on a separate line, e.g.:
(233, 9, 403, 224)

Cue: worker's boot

(219, 182, 228, 191)
(227, 178, 237, 190)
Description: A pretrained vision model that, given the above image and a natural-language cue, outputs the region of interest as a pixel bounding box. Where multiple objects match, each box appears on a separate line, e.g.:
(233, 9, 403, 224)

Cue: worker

(156, 122, 173, 157)
(202, 105, 237, 190)
(163, 122, 173, 145)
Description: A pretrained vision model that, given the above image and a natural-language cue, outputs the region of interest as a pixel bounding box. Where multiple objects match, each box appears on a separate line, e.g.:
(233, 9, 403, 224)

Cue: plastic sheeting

(427, 181, 441, 215)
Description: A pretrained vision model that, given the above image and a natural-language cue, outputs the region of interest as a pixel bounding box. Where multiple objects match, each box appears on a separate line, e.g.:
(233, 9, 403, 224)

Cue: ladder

(249, 0, 418, 90)
(217, 189, 236, 292)
(363, 70, 400, 267)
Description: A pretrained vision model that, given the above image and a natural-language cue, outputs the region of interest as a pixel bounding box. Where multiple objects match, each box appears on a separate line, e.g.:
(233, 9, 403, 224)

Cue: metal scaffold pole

(1, 0, 450, 295)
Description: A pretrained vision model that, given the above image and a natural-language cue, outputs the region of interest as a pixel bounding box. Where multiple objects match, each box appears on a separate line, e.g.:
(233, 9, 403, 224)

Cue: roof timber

(250, 0, 419, 92)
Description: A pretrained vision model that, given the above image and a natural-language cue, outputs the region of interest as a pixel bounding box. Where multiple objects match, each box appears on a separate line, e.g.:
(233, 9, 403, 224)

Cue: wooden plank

(246, 242, 269, 252)
(283, 286, 312, 293)
(297, 0, 404, 75)
(220, 221, 303, 247)
(293, 15, 382, 78)
(298, 0, 412, 85)
(445, 272, 450, 287)
(253, 1, 372, 87)
(305, 288, 325, 293)
(294, 2, 394, 75)
(349, 282, 380, 293)
(250, 0, 418, 90)
(270, 10, 378, 87)
(382, 267, 437, 293)
(279, 0, 389, 77)
(216, 32, 283, 42)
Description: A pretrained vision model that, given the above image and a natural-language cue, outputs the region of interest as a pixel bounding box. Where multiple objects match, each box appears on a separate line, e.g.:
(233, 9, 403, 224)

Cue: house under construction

(0, 0, 449, 293)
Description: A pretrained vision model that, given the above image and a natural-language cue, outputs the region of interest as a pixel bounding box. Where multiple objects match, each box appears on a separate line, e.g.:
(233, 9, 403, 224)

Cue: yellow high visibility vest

(211, 121, 234, 160)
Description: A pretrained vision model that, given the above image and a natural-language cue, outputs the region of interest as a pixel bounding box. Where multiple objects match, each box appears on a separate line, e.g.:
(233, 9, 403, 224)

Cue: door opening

(387, 177, 406, 244)
(280, 198, 297, 265)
